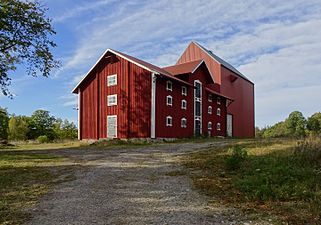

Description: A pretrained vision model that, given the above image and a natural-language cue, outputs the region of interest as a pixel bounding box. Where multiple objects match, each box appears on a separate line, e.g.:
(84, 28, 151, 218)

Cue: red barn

(72, 42, 254, 140)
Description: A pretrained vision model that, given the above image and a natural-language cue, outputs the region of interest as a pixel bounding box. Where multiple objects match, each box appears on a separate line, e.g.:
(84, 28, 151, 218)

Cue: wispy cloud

(52, 0, 321, 126)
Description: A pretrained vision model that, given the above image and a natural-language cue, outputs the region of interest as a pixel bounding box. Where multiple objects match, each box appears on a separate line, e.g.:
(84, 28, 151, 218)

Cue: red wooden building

(72, 42, 254, 140)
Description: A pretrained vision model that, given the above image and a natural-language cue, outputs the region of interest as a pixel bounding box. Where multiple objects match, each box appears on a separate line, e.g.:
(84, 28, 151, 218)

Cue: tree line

(256, 111, 321, 138)
(0, 107, 77, 143)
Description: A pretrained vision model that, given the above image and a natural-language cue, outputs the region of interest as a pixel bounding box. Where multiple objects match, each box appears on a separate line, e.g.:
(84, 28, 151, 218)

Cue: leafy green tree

(262, 121, 289, 138)
(307, 112, 321, 134)
(0, 107, 9, 140)
(285, 111, 306, 137)
(0, 0, 59, 96)
(8, 115, 29, 140)
(53, 118, 77, 140)
(28, 110, 55, 139)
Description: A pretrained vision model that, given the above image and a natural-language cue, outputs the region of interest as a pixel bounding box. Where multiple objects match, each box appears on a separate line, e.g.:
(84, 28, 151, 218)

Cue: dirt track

(25, 141, 260, 225)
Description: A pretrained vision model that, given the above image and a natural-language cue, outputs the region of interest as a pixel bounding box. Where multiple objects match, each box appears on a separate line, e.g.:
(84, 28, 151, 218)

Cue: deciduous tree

(0, 0, 59, 96)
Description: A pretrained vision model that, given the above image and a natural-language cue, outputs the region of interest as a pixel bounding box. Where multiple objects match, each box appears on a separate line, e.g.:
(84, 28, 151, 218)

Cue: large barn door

(227, 114, 233, 137)
(107, 115, 117, 138)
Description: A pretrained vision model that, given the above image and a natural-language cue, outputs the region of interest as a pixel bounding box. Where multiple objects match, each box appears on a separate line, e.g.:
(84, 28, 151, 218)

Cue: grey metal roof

(193, 42, 253, 83)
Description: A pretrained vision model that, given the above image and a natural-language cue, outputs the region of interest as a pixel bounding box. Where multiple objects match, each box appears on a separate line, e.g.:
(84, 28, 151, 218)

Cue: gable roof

(205, 87, 233, 101)
(162, 59, 215, 83)
(72, 49, 191, 93)
(192, 42, 253, 84)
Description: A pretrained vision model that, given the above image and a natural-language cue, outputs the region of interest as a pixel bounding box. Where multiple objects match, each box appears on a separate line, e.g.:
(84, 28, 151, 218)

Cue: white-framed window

(166, 95, 173, 106)
(166, 80, 173, 91)
(166, 116, 173, 127)
(208, 106, 212, 114)
(107, 74, 117, 86)
(208, 122, 212, 130)
(217, 108, 221, 116)
(181, 100, 187, 109)
(181, 118, 187, 128)
(217, 97, 221, 105)
(217, 123, 221, 131)
(182, 86, 187, 96)
(208, 94, 213, 102)
(107, 94, 117, 106)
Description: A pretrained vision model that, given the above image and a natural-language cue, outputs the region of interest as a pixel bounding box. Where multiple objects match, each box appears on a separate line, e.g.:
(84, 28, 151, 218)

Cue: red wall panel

(79, 53, 151, 139)
(176, 42, 255, 138)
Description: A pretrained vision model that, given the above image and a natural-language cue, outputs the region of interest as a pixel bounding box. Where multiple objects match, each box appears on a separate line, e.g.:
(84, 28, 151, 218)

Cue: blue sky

(1, 0, 321, 128)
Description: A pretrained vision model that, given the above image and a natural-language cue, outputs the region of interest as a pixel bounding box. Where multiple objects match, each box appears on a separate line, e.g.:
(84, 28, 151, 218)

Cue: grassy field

(182, 138, 321, 224)
(0, 144, 77, 225)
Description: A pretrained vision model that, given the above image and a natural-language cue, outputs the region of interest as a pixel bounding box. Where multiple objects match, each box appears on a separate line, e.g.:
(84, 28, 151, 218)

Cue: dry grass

(0, 150, 75, 225)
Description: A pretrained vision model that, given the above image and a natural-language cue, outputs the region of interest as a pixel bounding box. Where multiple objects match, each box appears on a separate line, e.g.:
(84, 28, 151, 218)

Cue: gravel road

(24, 141, 263, 225)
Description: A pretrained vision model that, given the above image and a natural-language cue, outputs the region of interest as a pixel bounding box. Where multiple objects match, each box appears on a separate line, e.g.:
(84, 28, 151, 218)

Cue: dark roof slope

(163, 59, 203, 75)
(193, 42, 252, 83)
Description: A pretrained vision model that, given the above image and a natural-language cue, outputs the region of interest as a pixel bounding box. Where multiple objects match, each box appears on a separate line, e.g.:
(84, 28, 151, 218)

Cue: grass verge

(0, 151, 74, 225)
(182, 138, 321, 224)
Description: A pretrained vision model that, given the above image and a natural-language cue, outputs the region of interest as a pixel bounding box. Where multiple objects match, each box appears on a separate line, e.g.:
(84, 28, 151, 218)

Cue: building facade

(72, 42, 254, 140)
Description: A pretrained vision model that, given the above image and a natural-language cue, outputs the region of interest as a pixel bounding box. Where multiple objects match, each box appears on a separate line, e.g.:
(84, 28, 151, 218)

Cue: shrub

(226, 145, 248, 170)
(294, 135, 321, 164)
(37, 135, 49, 143)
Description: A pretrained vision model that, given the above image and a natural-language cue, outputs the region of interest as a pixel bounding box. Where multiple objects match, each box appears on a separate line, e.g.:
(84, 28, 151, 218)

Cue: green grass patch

(0, 151, 73, 225)
(183, 138, 321, 224)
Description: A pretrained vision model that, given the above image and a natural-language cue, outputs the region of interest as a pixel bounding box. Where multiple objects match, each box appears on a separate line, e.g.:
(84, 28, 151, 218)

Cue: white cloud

(58, 0, 321, 127)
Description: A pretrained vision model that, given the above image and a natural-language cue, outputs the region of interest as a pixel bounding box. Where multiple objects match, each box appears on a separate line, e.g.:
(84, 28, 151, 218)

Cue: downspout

(151, 73, 157, 138)
(78, 88, 81, 140)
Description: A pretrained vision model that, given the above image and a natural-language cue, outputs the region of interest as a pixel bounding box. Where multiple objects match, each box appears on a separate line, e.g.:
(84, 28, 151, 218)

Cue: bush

(37, 135, 49, 143)
(294, 135, 321, 164)
(226, 145, 248, 170)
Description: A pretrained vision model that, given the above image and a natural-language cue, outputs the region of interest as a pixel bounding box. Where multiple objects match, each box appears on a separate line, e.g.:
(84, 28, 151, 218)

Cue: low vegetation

(183, 137, 321, 224)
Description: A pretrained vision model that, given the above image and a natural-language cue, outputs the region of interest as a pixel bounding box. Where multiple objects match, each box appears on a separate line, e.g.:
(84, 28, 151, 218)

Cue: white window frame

(181, 100, 187, 109)
(208, 94, 213, 102)
(181, 118, 187, 128)
(107, 74, 117, 87)
(182, 86, 187, 96)
(166, 80, 173, 91)
(208, 122, 212, 130)
(208, 106, 212, 114)
(217, 123, 221, 131)
(166, 116, 173, 127)
(166, 95, 173, 106)
(107, 94, 117, 106)
(217, 108, 221, 116)
(217, 97, 221, 105)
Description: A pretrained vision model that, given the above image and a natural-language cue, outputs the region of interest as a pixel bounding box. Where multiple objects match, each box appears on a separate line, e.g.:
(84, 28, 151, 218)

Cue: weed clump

(225, 145, 247, 170)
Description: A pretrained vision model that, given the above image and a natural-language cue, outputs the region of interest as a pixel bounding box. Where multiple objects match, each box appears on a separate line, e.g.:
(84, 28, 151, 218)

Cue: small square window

(181, 118, 187, 128)
(208, 94, 213, 102)
(217, 123, 221, 131)
(107, 94, 117, 106)
(166, 116, 172, 127)
(182, 86, 187, 96)
(107, 74, 117, 86)
(208, 106, 212, 114)
(181, 100, 187, 109)
(217, 108, 221, 116)
(166, 80, 173, 91)
(167, 95, 173, 106)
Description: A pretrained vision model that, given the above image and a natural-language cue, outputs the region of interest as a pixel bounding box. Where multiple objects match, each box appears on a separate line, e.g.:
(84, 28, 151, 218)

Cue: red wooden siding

(176, 42, 254, 138)
(221, 66, 255, 137)
(155, 78, 194, 138)
(79, 53, 151, 139)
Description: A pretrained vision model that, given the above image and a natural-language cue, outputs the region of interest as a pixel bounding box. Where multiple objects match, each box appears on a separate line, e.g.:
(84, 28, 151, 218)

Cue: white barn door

(227, 114, 233, 137)
(107, 115, 117, 138)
